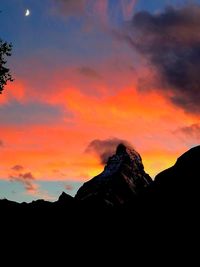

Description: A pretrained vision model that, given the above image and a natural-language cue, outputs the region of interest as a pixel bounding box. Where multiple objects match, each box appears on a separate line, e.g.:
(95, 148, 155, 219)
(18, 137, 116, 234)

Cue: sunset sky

(0, 0, 200, 202)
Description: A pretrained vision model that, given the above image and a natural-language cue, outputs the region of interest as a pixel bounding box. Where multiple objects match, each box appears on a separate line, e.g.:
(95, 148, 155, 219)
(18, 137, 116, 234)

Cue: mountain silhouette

(154, 145, 200, 197)
(1, 143, 199, 261)
(0, 144, 199, 214)
(148, 146, 200, 215)
(75, 143, 152, 207)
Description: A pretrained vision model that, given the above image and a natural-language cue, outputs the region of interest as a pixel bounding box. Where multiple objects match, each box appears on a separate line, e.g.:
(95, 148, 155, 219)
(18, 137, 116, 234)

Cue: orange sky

(0, 75, 199, 183)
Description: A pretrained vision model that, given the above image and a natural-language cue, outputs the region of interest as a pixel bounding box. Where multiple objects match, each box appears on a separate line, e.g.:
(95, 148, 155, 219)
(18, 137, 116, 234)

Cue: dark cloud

(85, 137, 131, 164)
(0, 100, 68, 125)
(0, 140, 4, 147)
(178, 123, 200, 139)
(10, 172, 38, 194)
(125, 4, 200, 114)
(77, 67, 102, 79)
(11, 165, 24, 172)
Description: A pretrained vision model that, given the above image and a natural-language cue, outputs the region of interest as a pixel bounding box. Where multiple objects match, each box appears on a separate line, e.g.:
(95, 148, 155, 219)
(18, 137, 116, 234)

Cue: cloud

(120, 0, 137, 20)
(88, 0, 109, 24)
(124, 4, 200, 114)
(9, 167, 57, 200)
(178, 123, 200, 139)
(53, 0, 137, 24)
(18, 172, 35, 180)
(53, 0, 86, 16)
(0, 100, 68, 125)
(77, 66, 102, 79)
(11, 165, 24, 172)
(85, 137, 131, 164)
(64, 184, 73, 191)
(10, 172, 38, 195)
(0, 140, 4, 147)
(52, 169, 66, 178)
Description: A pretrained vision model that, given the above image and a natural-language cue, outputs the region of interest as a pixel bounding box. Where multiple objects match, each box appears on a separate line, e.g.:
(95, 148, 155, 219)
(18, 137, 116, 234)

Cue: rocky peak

(102, 143, 143, 176)
(75, 144, 152, 206)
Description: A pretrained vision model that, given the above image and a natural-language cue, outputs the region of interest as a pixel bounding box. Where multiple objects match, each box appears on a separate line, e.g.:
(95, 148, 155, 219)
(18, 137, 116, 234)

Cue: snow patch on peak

(100, 144, 143, 178)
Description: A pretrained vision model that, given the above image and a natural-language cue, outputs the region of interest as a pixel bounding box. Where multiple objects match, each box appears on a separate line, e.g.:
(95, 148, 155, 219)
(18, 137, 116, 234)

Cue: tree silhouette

(0, 39, 13, 93)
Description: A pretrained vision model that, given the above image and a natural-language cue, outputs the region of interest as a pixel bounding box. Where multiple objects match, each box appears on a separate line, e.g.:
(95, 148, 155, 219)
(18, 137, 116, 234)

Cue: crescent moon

(25, 9, 30, 16)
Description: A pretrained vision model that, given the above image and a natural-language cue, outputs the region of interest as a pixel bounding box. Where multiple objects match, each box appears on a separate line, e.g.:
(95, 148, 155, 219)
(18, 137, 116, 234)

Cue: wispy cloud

(9, 167, 56, 200)
(11, 165, 24, 172)
(77, 66, 102, 79)
(85, 137, 131, 164)
(121, 0, 137, 20)
(178, 123, 200, 140)
(64, 184, 73, 191)
(0, 100, 67, 126)
(10, 172, 38, 195)
(53, 0, 137, 25)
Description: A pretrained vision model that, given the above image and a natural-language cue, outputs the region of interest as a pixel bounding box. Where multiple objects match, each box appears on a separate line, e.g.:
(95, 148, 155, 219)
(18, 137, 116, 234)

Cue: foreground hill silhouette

(1, 144, 199, 262)
(154, 145, 200, 200)
(0, 144, 199, 221)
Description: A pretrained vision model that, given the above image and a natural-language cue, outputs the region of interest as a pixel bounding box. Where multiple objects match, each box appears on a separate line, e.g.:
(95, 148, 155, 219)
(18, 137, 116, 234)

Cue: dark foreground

(0, 144, 199, 263)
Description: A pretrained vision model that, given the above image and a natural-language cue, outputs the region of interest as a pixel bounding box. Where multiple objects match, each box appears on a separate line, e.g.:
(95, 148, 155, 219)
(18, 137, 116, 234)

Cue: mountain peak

(116, 143, 142, 162)
(101, 143, 144, 179)
(75, 144, 152, 206)
(116, 143, 127, 154)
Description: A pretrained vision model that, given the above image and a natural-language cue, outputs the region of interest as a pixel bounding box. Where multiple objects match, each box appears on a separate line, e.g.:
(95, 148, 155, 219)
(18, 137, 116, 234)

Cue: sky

(0, 0, 200, 202)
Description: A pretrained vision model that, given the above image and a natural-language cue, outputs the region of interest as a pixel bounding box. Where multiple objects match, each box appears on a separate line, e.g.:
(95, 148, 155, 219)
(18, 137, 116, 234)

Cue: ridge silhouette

(1, 144, 199, 225)
(1, 144, 199, 262)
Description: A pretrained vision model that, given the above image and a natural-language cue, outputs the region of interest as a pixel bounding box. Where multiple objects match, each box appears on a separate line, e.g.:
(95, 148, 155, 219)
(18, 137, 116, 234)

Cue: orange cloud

(1, 48, 200, 183)
(0, 79, 198, 182)
(0, 80, 26, 104)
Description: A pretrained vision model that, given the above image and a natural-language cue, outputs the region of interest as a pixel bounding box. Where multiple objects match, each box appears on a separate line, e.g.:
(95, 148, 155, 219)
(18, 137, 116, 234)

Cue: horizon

(1, 0, 200, 203)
